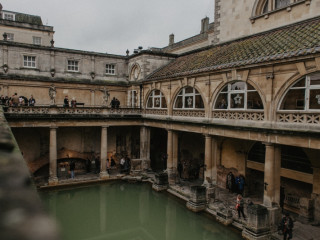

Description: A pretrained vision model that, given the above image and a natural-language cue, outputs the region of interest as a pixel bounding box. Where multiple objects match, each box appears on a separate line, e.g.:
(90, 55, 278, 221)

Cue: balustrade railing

(145, 109, 168, 115)
(172, 109, 205, 118)
(277, 111, 320, 124)
(212, 110, 265, 121)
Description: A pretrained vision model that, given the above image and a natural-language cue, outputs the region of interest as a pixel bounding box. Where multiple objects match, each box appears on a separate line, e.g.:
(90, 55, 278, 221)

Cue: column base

(48, 177, 58, 186)
(152, 183, 168, 192)
(186, 200, 206, 212)
(99, 171, 109, 180)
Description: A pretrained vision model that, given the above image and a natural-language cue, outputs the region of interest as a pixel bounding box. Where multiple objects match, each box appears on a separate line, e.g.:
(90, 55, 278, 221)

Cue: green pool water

(40, 182, 242, 240)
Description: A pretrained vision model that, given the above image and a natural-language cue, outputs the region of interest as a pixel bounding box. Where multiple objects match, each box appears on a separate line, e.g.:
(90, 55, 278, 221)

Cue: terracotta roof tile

(147, 17, 320, 81)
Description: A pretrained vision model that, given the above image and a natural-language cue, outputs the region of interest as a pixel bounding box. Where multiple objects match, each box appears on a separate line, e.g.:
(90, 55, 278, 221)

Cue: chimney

(169, 33, 174, 46)
(201, 17, 209, 34)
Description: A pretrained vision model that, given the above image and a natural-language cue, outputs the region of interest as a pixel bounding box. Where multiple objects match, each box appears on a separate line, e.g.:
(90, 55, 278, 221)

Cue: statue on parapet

(49, 84, 57, 105)
(101, 87, 110, 106)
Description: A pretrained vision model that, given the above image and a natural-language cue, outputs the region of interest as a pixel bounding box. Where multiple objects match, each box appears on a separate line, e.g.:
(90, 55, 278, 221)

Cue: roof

(3, 10, 43, 25)
(147, 16, 320, 81)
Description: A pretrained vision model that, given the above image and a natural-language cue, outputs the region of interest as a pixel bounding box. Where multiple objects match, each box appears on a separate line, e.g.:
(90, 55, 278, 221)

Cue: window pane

(309, 89, 320, 110)
(231, 82, 245, 90)
(215, 93, 228, 109)
(185, 87, 194, 94)
(280, 89, 305, 110)
(292, 79, 305, 88)
(154, 97, 161, 107)
(174, 96, 183, 108)
(154, 90, 160, 96)
(247, 92, 263, 109)
(184, 96, 193, 108)
(310, 73, 320, 86)
(221, 86, 228, 92)
(247, 83, 255, 91)
(195, 95, 204, 108)
(161, 96, 167, 108)
(230, 93, 245, 108)
(262, 0, 269, 13)
(147, 98, 153, 108)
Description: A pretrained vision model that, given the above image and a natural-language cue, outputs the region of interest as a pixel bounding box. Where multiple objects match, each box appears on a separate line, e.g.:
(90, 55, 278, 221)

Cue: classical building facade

(1, 1, 320, 238)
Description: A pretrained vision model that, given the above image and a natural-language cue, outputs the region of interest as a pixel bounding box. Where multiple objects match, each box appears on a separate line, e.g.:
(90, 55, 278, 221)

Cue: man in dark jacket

(281, 213, 293, 240)
(70, 160, 75, 179)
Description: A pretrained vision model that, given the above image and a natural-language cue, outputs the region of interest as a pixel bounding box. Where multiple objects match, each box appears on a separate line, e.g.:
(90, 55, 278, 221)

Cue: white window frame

(106, 64, 116, 75)
(173, 87, 204, 109)
(33, 36, 42, 45)
(3, 12, 15, 21)
(7, 33, 14, 41)
(67, 60, 79, 72)
(147, 90, 167, 109)
(128, 90, 138, 108)
(214, 81, 262, 110)
(279, 73, 320, 111)
(23, 55, 36, 68)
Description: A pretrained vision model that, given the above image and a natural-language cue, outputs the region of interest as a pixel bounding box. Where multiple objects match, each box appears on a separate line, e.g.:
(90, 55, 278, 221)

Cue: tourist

(115, 98, 120, 109)
(71, 97, 77, 108)
(226, 172, 235, 193)
(11, 93, 19, 107)
(281, 213, 293, 240)
(236, 174, 245, 195)
(63, 96, 69, 107)
(236, 194, 246, 220)
(110, 97, 116, 108)
(28, 95, 36, 106)
(70, 160, 76, 179)
(110, 157, 115, 167)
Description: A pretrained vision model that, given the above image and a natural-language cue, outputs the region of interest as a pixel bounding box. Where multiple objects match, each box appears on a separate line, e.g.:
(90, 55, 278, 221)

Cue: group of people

(0, 93, 36, 107)
(63, 96, 77, 107)
(119, 156, 131, 173)
(110, 97, 120, 109)
(226, 172, 245, 195)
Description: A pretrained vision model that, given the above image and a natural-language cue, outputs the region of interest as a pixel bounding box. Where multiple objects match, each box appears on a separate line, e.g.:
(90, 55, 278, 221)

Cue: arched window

(253, 0, 303, 16)
(214, 81, 263, 110)
(146, 90, 167, 109)
(174, 87, 204, 109)
(280, 72, 320, 111)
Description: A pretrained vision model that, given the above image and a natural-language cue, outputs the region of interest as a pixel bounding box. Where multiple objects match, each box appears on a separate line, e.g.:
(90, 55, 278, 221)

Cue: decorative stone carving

(49, 84, 57, 106)
(213, 111, 264, 121)
(101, 87, 110, 106)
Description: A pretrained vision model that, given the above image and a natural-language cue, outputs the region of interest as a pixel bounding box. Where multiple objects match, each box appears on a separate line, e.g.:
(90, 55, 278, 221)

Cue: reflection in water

(40, 182, 242, 240)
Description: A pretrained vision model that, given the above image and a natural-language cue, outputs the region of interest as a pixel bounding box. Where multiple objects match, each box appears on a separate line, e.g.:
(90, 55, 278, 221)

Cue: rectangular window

(33, 36, 42, 45)
(7, 33, 14, 41)
(23, 56, 36, 68)
(67, 60, 79, 72)
(106, 64, 115, 75)
(275, 0, 290, 9)
(4, 13, 15, 21)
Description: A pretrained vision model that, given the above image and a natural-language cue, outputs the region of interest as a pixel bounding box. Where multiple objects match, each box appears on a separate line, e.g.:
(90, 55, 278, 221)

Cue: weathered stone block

(242, 204, 270, 240)
(299, 197, 314, 221)
(152, 172, 168, 192)
(186, 186, 207, 212)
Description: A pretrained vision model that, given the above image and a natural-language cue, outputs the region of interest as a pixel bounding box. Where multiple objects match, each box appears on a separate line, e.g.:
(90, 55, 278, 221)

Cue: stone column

(90, 90, 95, 106)
(263, 143, 275, 207)
(140, 126, 150, 170)
(204, 135, 212, 186)
(211, 137, 219, 185)
(167, 130, 174, 184)
(100, 126, 109, 179)
(274, 145, 281, 205)
(48, 127, 58, 185)
(172, 131, 178, 180)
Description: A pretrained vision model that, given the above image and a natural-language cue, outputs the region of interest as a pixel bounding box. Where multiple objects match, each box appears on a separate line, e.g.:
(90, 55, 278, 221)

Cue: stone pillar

(263, 143, 275, 207)
(274, 145, 281, 205)
(204, 135, 212, 186)
(167, 130, 173, 170)
(186, 186, 207, 212)
(171, 131, 178, 184)
(100, 126, 109, 179)
(48, 127, 58, 185)
(212, 137, 220, 185)
(90, 90, 95, 106)
(140, 126, 150, 170)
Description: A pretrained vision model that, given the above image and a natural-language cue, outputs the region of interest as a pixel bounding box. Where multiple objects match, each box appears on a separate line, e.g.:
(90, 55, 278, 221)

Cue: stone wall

(0, 107, 60, 240)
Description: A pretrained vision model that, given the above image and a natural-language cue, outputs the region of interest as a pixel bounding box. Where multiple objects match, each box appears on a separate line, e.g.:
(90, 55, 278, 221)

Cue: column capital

(262, 142, 274, 147)
(204, 134, 212, 139)
(101, 126, 109, 129)
(50, 126, 58, 129)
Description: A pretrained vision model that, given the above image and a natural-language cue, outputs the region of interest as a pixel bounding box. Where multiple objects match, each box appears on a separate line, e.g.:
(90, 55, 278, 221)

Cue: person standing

(236, 194, 246, 219)
(226, 172, 235, 193)
(11, 93, 19, 107)
(70, 160, 76, 179)
(281, 213, 293, 240)
(28, 95, 36, 106)
(63, 96, 69, 107)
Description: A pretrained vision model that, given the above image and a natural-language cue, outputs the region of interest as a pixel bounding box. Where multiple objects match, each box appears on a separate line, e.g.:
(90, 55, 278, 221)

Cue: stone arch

(129, 63, 141, 81)
(274, 69, 320, 113)
(252, 0, 268, 16)
(171, 85, 206, 111)
(211, 80, 265, 112)
(145, 89, 168, 109)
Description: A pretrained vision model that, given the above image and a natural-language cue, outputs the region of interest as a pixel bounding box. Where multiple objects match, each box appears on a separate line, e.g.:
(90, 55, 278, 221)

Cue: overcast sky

(1, 0, 214, 55)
